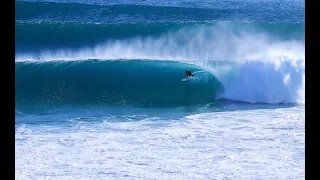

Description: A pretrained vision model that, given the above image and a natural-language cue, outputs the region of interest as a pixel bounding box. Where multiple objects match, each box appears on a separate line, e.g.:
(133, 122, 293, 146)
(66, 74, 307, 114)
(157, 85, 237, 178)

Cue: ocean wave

(16, 56, 304, 107)
(15, 60, 223, 107)
(15, 20, 305, 106)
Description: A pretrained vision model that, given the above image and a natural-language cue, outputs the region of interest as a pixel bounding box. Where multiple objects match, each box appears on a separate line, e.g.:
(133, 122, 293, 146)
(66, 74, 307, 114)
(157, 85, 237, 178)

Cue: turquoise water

(15, 0, 305, 179)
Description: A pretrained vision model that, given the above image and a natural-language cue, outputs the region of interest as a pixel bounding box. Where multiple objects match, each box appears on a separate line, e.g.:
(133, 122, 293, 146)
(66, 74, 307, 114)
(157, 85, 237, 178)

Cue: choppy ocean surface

(15, 0, 305, 179)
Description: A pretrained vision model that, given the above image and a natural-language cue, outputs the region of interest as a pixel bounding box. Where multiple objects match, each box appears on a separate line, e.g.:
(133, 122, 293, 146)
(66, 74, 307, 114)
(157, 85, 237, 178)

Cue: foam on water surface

(15, 106, 304, 179)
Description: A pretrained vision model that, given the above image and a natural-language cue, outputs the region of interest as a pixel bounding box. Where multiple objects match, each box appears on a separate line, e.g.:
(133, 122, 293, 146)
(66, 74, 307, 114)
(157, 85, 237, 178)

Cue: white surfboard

(181, 76, 193, 81)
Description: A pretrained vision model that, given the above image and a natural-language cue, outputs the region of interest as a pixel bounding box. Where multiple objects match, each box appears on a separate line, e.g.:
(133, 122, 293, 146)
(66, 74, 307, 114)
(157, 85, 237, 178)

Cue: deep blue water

(15, 0, 305, 120)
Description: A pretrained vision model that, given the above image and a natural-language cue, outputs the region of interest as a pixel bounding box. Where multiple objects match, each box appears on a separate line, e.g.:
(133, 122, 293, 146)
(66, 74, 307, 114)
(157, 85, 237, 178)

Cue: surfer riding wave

(185, 70, 194, 77)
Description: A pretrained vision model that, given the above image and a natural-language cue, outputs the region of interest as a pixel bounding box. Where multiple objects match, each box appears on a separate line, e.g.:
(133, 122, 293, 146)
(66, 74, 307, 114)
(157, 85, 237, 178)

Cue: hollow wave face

(15, 60, 224, 108)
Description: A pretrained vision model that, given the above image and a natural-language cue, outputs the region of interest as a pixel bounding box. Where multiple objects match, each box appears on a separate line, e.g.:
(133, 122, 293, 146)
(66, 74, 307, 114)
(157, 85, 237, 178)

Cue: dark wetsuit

(185, 70, 194, 77)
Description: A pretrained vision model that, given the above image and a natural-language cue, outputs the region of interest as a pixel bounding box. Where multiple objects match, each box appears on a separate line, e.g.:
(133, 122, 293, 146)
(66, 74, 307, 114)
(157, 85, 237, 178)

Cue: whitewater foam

(15, 106, 305, 179)
(214, 58, 305, 104)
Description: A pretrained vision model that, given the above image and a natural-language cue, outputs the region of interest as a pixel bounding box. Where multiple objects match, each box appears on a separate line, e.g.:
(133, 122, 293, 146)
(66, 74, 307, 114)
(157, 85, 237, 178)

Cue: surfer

(185, 70, 194, 77)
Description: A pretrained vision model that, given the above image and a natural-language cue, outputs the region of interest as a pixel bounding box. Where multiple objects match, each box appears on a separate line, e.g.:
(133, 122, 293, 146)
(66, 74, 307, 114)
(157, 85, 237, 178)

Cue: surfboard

(181, 77, 189, 81)
(181, 76, 193, 81)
